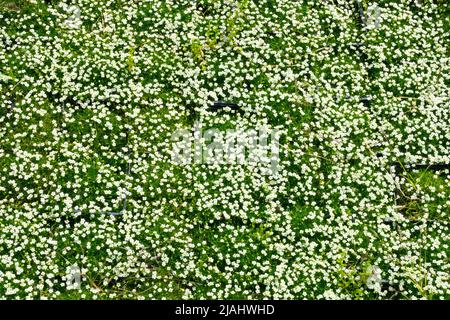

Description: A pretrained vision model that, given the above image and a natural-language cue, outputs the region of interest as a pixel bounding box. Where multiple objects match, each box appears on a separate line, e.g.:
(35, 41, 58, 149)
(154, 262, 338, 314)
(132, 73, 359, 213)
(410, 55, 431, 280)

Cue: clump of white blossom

(0, 0, 448, 299)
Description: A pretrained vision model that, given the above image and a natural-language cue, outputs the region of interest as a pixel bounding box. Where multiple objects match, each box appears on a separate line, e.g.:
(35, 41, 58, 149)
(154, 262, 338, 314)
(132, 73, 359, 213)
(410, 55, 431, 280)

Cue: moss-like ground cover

(0, 0, 448, 299)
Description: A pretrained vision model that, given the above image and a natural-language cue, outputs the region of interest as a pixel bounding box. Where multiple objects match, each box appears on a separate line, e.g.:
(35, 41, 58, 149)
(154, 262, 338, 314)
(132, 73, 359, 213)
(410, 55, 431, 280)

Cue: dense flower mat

(0, 0, 448, 299)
